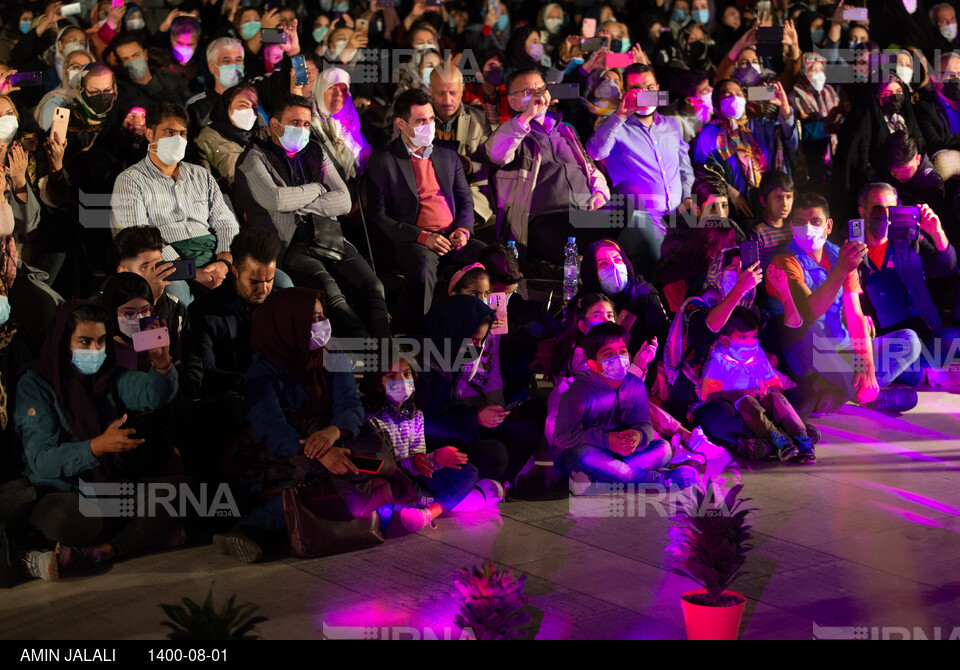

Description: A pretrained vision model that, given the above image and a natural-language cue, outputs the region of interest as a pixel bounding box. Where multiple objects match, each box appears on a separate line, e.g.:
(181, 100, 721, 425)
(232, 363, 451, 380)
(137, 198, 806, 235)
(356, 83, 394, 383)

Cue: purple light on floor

(818, 424, 955, 466)
(874, 503, 946, 528)
(868, 483, 960, 517)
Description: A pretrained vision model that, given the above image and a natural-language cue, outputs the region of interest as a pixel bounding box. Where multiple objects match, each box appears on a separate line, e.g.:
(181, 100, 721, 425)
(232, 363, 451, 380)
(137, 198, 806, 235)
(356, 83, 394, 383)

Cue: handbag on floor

(281, 478, 383, 558)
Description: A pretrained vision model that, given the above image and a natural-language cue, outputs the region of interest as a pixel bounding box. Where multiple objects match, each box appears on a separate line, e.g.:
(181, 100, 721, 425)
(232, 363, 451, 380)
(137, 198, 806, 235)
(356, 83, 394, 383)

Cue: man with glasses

(485, 68, 610, 265)
(916, 51, 960, 153)
(587, 63, 693, 273)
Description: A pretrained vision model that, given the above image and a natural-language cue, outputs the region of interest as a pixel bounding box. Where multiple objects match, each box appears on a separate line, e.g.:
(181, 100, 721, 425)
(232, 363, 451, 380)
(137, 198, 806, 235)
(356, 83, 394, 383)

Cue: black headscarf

(422, 294, 495, 371)
(505, 25, 542, 73)
(795, 10, 824, 54)
(580, 238, 655, 305)
(209, 83, 258, 146)
(251, 287, 330, 415)
(24, 300, 121, 443)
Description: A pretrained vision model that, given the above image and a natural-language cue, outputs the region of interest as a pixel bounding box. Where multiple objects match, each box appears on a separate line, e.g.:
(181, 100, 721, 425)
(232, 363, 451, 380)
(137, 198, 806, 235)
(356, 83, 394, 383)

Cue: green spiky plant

(666, 479, 755, 607)
(160, 587, 268, 640)
(454, 561, 534, 640)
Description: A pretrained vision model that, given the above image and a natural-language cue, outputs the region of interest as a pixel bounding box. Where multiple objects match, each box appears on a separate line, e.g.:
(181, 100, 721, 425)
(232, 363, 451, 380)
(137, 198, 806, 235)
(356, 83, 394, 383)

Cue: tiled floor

(4, 389, 960, 640)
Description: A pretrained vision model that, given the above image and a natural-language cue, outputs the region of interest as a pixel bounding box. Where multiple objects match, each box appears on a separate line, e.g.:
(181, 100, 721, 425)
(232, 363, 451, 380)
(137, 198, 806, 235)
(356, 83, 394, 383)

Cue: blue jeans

(561, 439, 672, 484)
(415, 462, 479, 510)
(617, 208, 665, 276)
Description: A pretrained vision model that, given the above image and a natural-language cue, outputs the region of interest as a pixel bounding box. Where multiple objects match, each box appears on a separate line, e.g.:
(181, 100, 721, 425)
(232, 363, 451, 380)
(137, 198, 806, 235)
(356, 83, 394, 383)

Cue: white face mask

(0, 116, 19, 143)
(694, 92, 713, 123)
(721, 269, 738, 296)
(793, 224, 828, 254)
(153, 135, 187, 165)
(896, 66, 914, 86)
(942, 23, 959, 41)
(405, 120, 435, 148)
(720, 96, 746, 120)
(309, 319, 332, 350)
(809, 71, 827, 92)
(118, 315, 141, 339)
(67, 69, 81, 89)
(903, 0, 918, 14)
(544, 18, 563, 34)
(231, 108, 257, 130)
(460, 342, 485, 382)
(331, 40, 348, 57)
(750, 63, 762, 76)
(385, 379, 415, 403)
(62, 41, 83, 58)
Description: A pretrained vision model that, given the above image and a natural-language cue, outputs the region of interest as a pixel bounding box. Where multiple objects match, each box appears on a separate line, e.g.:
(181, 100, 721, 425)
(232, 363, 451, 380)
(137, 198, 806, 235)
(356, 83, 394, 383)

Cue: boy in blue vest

(553, 322, 699, 488)
(766, 192, 921, 414)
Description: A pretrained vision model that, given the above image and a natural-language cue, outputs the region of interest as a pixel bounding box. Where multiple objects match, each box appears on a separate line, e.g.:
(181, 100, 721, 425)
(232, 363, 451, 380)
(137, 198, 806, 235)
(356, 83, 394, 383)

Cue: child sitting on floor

(697, 306, 815, 463)
(552, 322, 699, 488)
(363, 351, 504, 533)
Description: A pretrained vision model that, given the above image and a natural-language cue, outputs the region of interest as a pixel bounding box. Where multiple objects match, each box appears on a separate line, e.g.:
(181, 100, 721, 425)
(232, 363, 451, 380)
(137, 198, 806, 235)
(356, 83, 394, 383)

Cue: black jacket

(915, 88, 960, 155)
(365, 137, 475, 246)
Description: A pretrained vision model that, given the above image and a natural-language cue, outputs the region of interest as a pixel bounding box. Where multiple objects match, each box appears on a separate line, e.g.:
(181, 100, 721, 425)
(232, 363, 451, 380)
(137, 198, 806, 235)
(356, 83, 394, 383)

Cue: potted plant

(665, 479, 755, 640)
(160, 587, 268, 640)
(453, 560, 539, 640)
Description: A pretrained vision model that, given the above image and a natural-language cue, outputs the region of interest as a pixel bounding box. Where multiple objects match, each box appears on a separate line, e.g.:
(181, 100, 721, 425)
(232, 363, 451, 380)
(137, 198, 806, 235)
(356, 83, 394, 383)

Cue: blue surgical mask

(585, 318, 609, 332)
(278, 125, 310, 153)
(385, 379, 415, 403)
(218, 64, 244, 88)
(72, 348, 107, 375)
(600, 354, 630, 380)
(726, 341, 760, 363)
(672, 8, 689, 23)
(20, 20, 32, 35)
(691, 9, 710, 24)
(241, 20, 261, 40)
(598, 262, 629, 295)
(333, 1, 351, 13)
(312, 26, 329, 44)
(810, 29, 825, 44)
(495, 15, 509, 32)
(0, 296, 9, 325)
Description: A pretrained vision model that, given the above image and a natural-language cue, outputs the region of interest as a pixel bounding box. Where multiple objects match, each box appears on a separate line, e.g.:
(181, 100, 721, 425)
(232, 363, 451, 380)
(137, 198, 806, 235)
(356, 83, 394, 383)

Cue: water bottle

(563, 237, 578, 300)
(507, 241, 519, 260)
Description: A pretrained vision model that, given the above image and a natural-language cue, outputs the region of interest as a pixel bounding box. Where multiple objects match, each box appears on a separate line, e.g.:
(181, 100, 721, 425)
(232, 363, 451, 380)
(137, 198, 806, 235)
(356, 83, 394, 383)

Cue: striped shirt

(750, 221, 794, 268)
(367, 404, 437, 475)
(111, 157, 239, 262)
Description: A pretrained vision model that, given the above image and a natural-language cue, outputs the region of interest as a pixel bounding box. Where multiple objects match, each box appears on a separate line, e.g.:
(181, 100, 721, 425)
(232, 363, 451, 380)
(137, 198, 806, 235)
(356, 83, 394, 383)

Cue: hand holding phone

(740, 240, 760, 269)
(158, 259, 196, 282)
(292, 54, 308, 86)
(488, 292, 508, 334)
(848, 219, 865, 244)
(132, 324, 171, 353)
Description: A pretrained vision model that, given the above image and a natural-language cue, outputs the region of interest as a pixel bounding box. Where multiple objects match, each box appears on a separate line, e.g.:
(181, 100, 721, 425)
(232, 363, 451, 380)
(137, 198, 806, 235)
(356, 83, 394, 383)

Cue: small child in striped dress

(362, 353, 504, 533)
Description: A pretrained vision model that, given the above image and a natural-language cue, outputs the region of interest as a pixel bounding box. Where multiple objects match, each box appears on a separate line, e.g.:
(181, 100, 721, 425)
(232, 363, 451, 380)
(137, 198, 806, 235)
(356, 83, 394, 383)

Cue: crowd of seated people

(3, 0, 960, 582)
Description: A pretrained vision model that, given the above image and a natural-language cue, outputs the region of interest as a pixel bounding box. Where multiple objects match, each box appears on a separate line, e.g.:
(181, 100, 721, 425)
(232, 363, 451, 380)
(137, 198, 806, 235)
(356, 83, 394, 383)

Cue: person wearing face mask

(462, 50, 513, 130)
(194, 84, 260, 191)
(537, 2, 566, 52)
(852, 182, 958, 387)
(930, 3, 960, 49)
(503, 25, 565, 83)
(694, 306, 816, 462)
(463, 2, 511, 54)
(185, 38, 247, 136)
(554, 322, 698, 488)
(766, 191, 921, 414)
(235, 94, 388, 340)
(790, 52, 840, 186)
(112, 102, 240, 307)
(15, 301, 182, 576)
(0, 9, 34, 66)
(915, 52, 960, 155)
(162, 17, 205, 94)
(587, 64, 693, 271)
(113, 34, 191, 105)
(366, 88, 482, 333)
(694, 79, 798, 219)
(34, 49, 94, 131)
(214, 288, 366, 562)
(670, 22, 715, 74)
(578, 239, 670, 362)
(660, 69, 713, 143)
(486, 69, 610, 265)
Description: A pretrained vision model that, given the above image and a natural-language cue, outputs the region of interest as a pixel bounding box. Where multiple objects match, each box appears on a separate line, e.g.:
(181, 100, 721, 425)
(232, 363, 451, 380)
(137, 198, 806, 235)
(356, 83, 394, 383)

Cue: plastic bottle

(563, 237, 578, 300)
(507, 241, 519, 260)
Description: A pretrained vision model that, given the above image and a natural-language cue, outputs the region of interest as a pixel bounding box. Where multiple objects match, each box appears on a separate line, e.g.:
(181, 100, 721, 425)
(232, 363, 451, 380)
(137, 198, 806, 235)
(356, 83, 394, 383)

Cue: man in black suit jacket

(366, 89, 485, 332)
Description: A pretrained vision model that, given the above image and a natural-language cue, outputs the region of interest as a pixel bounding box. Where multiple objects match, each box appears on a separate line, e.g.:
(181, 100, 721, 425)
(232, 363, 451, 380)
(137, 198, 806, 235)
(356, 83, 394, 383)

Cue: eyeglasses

(509, 86, 548, 98)
(119, 306, 152, 321)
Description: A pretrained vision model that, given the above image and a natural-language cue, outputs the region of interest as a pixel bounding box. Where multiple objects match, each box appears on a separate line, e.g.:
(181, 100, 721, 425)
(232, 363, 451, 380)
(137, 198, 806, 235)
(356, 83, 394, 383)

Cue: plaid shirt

(463, 83, 512, 130)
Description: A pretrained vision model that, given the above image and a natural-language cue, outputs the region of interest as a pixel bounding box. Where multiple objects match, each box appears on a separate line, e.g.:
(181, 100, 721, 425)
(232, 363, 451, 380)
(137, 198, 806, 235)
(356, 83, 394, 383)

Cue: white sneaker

(399, 507, 436, 533)
(475, 479, 505, 505)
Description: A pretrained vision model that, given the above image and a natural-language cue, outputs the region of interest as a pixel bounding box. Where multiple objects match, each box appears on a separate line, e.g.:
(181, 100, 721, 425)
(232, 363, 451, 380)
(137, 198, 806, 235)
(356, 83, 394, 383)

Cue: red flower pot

(680, 589, 747, 640)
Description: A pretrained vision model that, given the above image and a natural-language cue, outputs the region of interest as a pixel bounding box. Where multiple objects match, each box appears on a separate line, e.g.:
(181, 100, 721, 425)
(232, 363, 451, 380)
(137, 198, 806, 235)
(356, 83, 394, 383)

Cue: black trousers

(284, 241, 391, 339)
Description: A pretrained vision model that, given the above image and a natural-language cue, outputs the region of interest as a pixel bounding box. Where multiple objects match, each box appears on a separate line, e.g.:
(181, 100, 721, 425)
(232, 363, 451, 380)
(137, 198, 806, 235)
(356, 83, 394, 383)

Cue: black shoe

(804, 424, 822, 446)
(213, 527, 263, 564)
(861, 387, 919, 413)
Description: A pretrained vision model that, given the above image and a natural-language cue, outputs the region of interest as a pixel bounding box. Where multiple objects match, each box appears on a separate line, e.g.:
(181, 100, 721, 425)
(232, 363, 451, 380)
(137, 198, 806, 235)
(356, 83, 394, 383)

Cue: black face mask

(81, 91, 116, 118)
(687, 41, 707, 61)
(881, 92, 905, 115)
(942, 78, 960, 101)
(610, 38, 626, 53)
(868, 214, 890, 239)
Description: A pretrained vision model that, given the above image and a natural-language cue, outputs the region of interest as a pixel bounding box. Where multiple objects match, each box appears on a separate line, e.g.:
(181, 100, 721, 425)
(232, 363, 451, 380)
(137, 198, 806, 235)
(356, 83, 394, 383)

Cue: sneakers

(736, 437, 772, 461)
(792, 434, 816, 464)
(399, 507, 436, 533)
(770, 430, 799, 462)
(475, 479, 506, 505)
(212, 527, 263, 564)
(861, 387, 919, 413)
(56, 544, 103, 572)
(22, 550, 58, 581)
(805, 424, 822, 446)
(660, 464, 700, 490)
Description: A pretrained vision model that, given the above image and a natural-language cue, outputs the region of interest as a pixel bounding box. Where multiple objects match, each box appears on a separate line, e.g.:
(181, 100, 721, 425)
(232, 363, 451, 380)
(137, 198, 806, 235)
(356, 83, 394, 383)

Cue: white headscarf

(310, 67, 371, 179)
